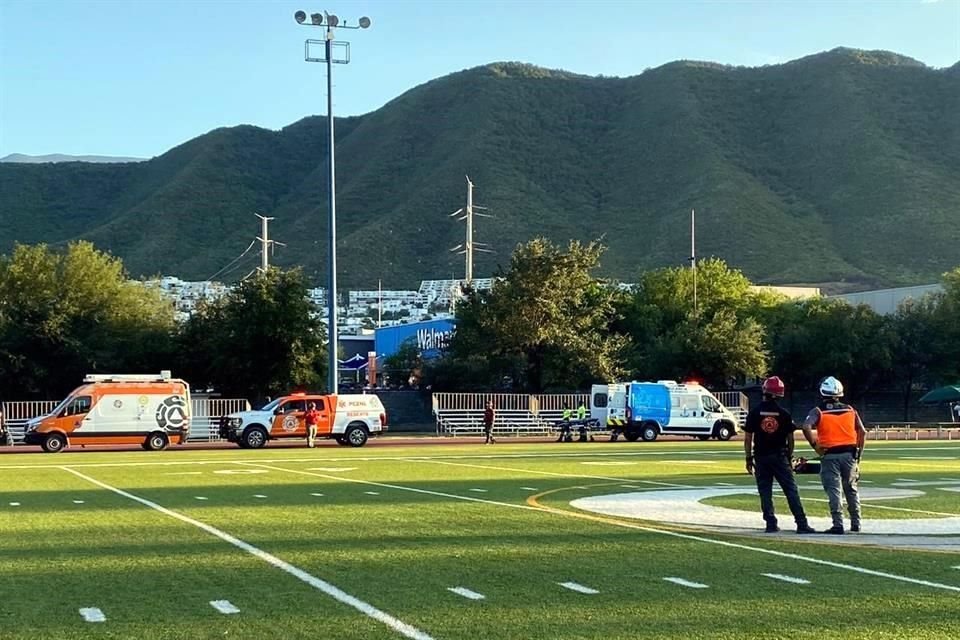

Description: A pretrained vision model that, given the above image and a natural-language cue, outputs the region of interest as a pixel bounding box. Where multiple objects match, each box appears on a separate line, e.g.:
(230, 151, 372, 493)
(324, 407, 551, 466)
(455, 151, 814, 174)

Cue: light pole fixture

(294, 9, 371, 394)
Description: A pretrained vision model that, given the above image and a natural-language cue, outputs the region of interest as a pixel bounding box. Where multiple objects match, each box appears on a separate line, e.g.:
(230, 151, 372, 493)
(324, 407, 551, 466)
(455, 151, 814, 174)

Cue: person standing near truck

(800, 376, 866, 535)
(305, 402, 320, 448)
(743, 376, 815, 534)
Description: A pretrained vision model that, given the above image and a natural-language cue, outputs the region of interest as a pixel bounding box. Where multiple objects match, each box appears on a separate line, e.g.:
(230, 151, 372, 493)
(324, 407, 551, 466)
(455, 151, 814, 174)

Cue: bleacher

(433, 392, 590, 438)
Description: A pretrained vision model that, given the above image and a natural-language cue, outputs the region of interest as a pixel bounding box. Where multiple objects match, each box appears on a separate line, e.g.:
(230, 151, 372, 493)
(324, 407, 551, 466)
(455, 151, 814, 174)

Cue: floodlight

(310, 12, 323, 25)
(358, 16, 371, 28)
(294, 10, 307, 24)
(327, 14, 339, 27)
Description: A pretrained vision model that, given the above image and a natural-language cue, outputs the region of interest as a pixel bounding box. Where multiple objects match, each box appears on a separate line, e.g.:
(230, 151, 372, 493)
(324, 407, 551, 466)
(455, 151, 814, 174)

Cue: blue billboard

(375, 319, 456, 360)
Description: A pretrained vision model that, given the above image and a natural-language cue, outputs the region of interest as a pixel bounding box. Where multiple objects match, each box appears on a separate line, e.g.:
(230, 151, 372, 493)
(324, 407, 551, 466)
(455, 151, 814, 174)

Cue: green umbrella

(918, 385, 960, 405)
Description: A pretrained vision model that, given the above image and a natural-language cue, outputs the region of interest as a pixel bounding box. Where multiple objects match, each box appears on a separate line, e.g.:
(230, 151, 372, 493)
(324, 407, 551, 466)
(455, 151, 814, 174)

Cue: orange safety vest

(816, 406, 858, 449)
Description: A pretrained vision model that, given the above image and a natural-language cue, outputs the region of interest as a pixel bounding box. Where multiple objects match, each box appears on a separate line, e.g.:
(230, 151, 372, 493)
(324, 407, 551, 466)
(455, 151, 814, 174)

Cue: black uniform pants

(755, 452, 808, 527)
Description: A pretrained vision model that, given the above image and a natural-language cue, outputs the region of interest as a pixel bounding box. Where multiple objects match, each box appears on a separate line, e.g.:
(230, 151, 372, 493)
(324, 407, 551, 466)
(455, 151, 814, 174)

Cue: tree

(0, 242, 175, 398)
(446, 238, 626, 392)
(383, 337, 423, 387)
(616, 258, 768, 387)
(178, 268, 326, 399)
(889, 295, 944, 420)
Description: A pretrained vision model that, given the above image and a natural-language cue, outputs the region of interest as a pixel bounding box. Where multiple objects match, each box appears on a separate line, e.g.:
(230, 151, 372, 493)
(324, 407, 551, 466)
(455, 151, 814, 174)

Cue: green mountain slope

(1, 47, 957, 289)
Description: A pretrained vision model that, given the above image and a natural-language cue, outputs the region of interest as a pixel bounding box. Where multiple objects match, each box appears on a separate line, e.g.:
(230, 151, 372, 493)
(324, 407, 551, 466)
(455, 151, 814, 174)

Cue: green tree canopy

(443, 238, 626, 392)
(0, 242, 175, 397)
(178, 268, 326, 399)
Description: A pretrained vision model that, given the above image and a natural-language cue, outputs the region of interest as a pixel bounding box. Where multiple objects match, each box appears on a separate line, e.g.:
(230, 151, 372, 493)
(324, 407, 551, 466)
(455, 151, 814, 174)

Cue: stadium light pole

(294, 10, 371, 393)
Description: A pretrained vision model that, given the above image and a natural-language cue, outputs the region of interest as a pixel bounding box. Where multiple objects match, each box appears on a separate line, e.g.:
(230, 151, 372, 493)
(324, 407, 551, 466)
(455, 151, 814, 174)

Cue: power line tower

(449, 175, 492, 285)
(255, 213, 286, 273)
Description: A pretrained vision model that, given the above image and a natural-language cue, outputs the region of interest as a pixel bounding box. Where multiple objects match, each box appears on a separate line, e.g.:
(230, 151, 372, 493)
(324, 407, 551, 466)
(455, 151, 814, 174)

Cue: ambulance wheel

(714, 422, 734, 441)
(145, 432, 169, 451)
(42, 432, 67, 453)
(640, 423, 659, 442)
(243, 426, 268, 449)
(344, 424, 368, 447)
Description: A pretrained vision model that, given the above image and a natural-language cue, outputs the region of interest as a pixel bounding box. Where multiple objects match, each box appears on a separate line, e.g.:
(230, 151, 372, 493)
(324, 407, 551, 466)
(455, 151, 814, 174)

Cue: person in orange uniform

(305, 402, 320, 448)
(800, 376, 866, 535)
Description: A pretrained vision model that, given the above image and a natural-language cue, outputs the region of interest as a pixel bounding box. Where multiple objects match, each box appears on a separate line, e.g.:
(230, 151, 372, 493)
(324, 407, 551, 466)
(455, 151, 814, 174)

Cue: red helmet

(762, 376, 785, 398)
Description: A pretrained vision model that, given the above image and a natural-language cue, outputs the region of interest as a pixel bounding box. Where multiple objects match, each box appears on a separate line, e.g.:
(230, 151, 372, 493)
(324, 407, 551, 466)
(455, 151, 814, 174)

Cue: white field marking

(621, 485, 640, 489)
(307, 467, 357, 472)
(521, 487, 539, 491)
(242, 462, 960, 594)
(4, 445, 960, 469)
(253, 494, 268, 499)
(715, 483, 735, 486)
(572, 486, 589, 490)
(310, 493, 324, 497)
(73, 500, 85, 504)
(669, 461, 718, 465)
(860, 480, 874, 484)
(559, 582, 599, 594)
(79, 608, 106, 622)
(210, 600, 240, 614)
(900, 457, 957, 460)
(213, 469, 268, 475)
(637, 480, 693, 488)
(663, 577, 708, 589)
(897, 478, 919, 483)
(940, 488, 960, 493)
(194, 496, 208, 501)
(953, 566, 960, 570)
(447, 587, 485, 600)
(364, 491, 380, 496)
(8, 502, 20, 507)
(61, 467, 435, 640)
(762, 573, 810, 585)
(892, 480, 960, 487)
(581, 461, 635, 466)
(166, 471, 203, 476)
(802, 498, 959, 518)
(941, 478, 960, 481)
(468, 488, 488, 493)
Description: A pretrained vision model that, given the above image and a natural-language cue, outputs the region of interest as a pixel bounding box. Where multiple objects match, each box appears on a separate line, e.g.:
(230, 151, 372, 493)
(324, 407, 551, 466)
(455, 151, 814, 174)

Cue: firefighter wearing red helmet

(743, 376, 815, 534)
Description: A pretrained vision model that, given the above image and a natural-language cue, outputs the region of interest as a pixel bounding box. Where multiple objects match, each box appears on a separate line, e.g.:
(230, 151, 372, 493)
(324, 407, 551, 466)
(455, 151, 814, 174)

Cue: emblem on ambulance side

(155, 395, 188, 431)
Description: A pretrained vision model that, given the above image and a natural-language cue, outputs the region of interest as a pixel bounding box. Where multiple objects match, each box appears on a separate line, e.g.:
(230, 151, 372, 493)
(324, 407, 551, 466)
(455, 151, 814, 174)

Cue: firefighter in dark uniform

(557, 404, 573, 442)
(743, 376, 815, 534)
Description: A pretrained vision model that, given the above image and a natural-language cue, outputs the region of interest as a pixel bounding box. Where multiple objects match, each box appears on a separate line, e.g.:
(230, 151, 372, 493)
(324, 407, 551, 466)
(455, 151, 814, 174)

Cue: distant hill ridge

(0, 47, 957, 289)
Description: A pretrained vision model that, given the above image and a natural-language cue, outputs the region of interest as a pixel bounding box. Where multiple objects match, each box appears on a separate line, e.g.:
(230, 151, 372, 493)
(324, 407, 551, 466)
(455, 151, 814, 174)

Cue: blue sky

(1, 0, 958, 158)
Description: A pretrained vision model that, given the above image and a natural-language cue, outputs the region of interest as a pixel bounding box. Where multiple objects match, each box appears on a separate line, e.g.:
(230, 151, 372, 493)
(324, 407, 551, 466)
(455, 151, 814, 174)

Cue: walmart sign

(375, 319, 456, 360)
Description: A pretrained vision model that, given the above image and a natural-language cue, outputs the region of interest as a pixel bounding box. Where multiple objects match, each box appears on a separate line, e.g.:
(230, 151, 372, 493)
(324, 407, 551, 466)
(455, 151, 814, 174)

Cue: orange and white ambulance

(23, 372, 191, 453)
(219, 392, 387, 448)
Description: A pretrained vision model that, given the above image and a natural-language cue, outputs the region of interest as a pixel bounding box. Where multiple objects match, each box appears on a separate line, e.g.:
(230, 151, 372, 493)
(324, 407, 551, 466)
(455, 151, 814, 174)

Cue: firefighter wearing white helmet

(799, 376, 866, 534)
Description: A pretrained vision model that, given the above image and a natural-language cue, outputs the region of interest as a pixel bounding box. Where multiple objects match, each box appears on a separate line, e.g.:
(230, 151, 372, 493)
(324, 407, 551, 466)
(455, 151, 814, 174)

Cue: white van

(590, 380, 738, 442)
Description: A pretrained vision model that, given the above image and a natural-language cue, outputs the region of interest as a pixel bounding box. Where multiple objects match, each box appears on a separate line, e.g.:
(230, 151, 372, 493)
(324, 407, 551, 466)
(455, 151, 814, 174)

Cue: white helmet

(819, 376, 844, 398)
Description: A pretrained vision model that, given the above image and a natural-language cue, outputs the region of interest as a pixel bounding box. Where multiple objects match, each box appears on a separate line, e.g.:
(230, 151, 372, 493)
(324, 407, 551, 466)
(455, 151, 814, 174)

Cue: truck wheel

(243, 426, 268, 449)
(42, 432, 67, 453)
(344, 424, 368, 447)
(714, 422, 734, 441)
(335, 436, 349, 446)
(641, 423, 659, 442)
(145, 432, 169, 451)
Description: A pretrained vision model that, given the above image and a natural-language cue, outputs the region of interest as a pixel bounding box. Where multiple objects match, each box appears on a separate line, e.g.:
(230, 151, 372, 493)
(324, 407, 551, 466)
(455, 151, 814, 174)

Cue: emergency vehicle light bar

(83, 372, 173, 383)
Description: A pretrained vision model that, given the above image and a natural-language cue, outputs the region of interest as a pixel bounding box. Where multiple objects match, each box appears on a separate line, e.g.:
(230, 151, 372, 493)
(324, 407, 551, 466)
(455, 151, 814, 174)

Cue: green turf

(1, 440, 958, 639)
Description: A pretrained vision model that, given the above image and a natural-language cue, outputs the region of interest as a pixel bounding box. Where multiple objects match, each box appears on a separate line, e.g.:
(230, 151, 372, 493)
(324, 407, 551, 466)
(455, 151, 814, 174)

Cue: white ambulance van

(23, 372, 191, 453)
(590, 380, 738, 442)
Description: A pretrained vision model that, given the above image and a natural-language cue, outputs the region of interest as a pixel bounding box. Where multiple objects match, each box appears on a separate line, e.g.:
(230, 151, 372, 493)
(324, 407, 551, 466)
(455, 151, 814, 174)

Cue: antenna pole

(255, 213, 278, 273)
(691, 208, 697, 318)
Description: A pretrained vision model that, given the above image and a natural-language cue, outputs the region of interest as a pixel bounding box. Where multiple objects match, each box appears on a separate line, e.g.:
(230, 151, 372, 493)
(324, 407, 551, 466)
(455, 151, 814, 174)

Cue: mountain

(1, 47, 958, 290)
(1, 153, 146, 164)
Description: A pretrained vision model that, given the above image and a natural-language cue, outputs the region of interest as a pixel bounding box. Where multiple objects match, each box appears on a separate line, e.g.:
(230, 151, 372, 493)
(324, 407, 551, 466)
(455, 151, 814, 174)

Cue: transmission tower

(449, 176, 492, 285)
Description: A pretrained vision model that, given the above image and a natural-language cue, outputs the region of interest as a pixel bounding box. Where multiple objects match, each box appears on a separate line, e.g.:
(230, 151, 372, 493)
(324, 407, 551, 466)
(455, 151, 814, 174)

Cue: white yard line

(447, 587, 485, 600)
(241, 462, 960, 594)
(73, 500, 85, 504)
(521, 487, 539, 491)
(663, 577, 708, 589)
(8, 502, 20, 506)
(79, 608, 106, 622)
(61, 467, 435, 640)
(468, 489, 488, 493)
(762, 573, 810, 585)
(365, 491, 380, 496)
(310, 492, 325, 497)
(253, 495, 268, 499)
(194, 496, 208, 501)
(4, 445, 960, 469)
(418, 458, 638, 483)
(559, 582, 599, 594)
(210, 600, 241, 614)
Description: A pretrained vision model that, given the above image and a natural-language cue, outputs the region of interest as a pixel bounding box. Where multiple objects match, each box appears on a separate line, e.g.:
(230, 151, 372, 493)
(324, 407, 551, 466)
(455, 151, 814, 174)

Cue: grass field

(1, 440, 959, 640)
